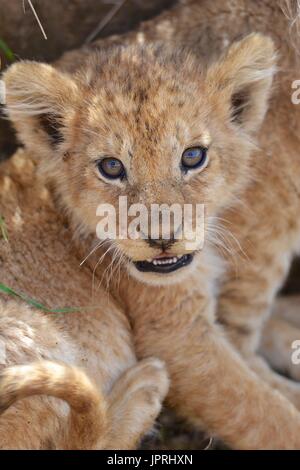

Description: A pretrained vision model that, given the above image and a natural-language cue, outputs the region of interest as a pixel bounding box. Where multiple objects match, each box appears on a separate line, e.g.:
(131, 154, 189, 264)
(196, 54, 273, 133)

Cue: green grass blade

(0, 282, 81, 313)
(0, 39, 15, 62)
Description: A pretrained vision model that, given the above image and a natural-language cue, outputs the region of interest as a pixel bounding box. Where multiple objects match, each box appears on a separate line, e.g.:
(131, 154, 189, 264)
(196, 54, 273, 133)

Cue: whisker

(92, 242, 115, 297)
(80, 238, 109, 266)
(207, 217, 249, 262)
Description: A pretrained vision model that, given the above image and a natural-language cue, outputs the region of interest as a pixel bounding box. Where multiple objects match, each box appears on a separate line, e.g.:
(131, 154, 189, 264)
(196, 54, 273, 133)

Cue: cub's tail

(0, 360, 107, 449)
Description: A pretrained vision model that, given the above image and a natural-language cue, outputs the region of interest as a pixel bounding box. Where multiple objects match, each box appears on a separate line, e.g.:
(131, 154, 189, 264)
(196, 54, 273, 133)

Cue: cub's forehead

(74, 45, 210, 152)
(78, 44, 206, 114)
(82, 82, 209, 153)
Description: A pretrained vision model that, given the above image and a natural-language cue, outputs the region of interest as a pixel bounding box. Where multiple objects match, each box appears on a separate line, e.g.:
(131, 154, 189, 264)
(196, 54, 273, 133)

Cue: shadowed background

(0, 0, 175, 159)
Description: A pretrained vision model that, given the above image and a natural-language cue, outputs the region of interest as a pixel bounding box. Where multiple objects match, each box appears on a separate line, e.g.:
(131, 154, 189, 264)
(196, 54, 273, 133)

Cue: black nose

(146, 236, 175, 251)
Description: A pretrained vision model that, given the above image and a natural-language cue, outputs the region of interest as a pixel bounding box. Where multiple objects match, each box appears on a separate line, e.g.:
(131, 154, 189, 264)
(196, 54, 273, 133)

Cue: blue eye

(181, 147, 207, 171)
(97, 157, 126, 180)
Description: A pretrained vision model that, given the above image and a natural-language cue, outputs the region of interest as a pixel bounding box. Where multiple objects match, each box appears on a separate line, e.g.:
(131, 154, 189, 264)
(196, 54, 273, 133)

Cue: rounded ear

(3, 61, 79, 150)
(206, 33, 277, 134)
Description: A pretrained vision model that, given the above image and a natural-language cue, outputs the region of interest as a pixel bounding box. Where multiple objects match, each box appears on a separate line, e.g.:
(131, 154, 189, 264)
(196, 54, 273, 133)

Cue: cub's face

(4, 34, 276, 285)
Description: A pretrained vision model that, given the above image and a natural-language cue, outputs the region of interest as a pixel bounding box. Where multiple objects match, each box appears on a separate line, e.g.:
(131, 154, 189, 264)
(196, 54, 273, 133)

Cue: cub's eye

(181, 147, 207, 171)
(97, 157, 125, 180)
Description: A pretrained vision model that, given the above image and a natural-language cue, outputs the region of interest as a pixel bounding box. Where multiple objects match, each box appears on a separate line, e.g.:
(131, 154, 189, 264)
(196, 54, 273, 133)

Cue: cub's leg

(260, 296, 300, 381)
(0, 300, 168, 449)
(0, 358, 169, 450)
(134, 301, 300, 449)
(216, 244, 300, 407)
(105, 358, 169, 449)
(217, 250, 292, 356)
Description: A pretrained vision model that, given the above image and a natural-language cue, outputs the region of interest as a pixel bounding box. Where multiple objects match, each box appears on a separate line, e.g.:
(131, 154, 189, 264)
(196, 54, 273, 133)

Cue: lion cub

(0, 151, 169, 449)
(2, 27, 300, 449)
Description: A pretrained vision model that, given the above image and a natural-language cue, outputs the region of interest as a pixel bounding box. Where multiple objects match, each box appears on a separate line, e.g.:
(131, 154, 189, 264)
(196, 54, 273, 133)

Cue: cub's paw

(106, 358, 169, 449)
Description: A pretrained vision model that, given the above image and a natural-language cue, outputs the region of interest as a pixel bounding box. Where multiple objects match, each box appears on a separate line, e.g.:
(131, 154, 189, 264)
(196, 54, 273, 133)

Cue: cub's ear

(3, 61, 79, 151)
(206, 33, 277, 134)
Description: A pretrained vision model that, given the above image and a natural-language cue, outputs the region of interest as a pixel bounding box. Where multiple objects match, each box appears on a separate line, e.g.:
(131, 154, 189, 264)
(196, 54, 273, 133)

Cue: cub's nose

(146, 235, 175, 251)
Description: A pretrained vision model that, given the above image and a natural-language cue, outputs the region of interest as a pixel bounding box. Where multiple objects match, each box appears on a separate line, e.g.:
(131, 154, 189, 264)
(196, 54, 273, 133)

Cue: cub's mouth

(134, 254, 193, 274)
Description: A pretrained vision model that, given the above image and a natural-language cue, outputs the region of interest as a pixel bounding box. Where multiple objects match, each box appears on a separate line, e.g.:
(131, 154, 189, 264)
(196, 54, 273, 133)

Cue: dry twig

(85, 0, 128, 44)
(26, 0, 47, 40)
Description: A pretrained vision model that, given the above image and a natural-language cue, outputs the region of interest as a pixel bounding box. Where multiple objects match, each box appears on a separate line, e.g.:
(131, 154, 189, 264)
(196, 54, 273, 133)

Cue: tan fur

(0, 360, 107, 449)
(0, 161, 169, 449)
(260, 296, 300, 381)
(2, 0, 300, 450)
(0, 289, 169, 450)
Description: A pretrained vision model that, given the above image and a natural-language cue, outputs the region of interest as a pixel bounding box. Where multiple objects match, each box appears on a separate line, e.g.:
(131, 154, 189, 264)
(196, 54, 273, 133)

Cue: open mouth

(134, 254, 194, 274)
